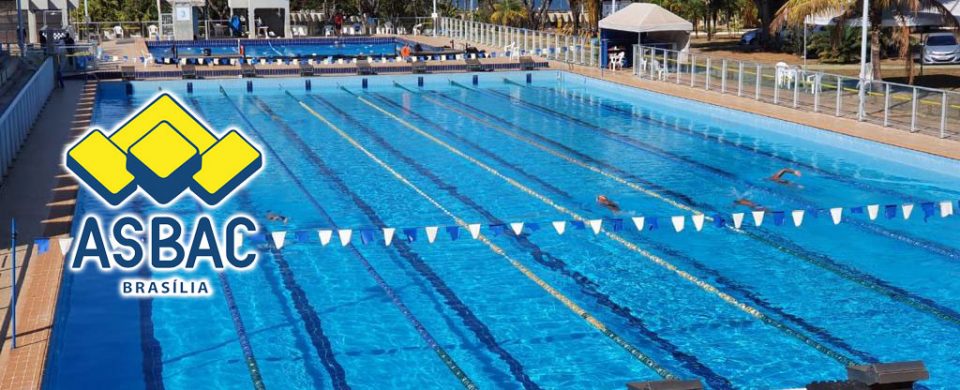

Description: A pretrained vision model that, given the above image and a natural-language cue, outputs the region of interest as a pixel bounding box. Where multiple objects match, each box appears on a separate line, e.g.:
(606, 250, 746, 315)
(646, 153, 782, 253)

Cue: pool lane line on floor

(550, 83, 960, 202)
(304, 92, 733, 388)
(252, 95, 535, 389)
(221, 88, 479, 390)
(368, 90, 882, 367)
(189, 98, 328, 389)
(508, 82, 960, 261)
(291, 90, 679, 381)
(219, 91, 359, 390)
(346, 88, 861, 368)
(431, 84, 960, 330)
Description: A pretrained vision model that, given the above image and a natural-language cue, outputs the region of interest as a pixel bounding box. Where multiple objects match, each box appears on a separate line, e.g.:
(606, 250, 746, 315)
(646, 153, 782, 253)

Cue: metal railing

(0, 57, 54, 186)
(436, 17, 600, 67)
(634, 45, 959, 139)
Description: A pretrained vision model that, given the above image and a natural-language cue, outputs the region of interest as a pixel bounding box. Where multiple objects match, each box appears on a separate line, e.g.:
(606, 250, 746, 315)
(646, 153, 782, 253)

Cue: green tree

(489, 0, 528, 26)
(774, 0, 959, 81)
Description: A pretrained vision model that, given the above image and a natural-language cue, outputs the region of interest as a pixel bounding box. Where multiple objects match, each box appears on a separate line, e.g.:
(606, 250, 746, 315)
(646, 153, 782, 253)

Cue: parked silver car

(923, 32, 960, 64)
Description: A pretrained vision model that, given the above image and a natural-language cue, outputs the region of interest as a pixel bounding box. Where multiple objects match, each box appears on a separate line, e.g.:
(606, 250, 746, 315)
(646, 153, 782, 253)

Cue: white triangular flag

(338, 229, 352, 246)
(671, 216, 685, 232)
(902, 204, 914, 220)
(867, 204, 879, 220)
(941, 201, 954, 217)
(552, 221, 566, 235)
(468, 223, 481, 239)
(425, 226, 439, 243)
(588, 219, 602, 234)
(691, 214, 705, 232)
(510, 222, 524, 235)
(752, 211, 765, 227)
(318, 230, 333, 246)
(791, 210, 805, 227)
(271, 231, 286, 249)
(58, 237, 73, 255)
(732, 213, 744, 229)
(383, 228, 396, 246)
(631, 216, 645, 231)
(830, 208, 843, 225)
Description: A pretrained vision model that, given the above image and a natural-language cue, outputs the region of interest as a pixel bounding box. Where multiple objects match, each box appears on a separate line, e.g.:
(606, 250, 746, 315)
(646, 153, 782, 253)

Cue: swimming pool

(45, 71, 960, 389)
(146, 37, 440, 62)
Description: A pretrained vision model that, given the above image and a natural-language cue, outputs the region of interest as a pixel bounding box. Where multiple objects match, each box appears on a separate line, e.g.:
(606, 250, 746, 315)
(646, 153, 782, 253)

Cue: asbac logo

(64, 92, 264, 298)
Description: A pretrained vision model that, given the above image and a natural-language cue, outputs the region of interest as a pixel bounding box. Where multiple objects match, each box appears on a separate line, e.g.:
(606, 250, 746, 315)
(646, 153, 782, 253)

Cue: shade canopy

(598, 3, 692, 33)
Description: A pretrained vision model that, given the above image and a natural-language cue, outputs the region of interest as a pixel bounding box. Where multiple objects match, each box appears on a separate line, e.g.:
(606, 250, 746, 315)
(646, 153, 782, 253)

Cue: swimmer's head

(597, 195, 608, 203)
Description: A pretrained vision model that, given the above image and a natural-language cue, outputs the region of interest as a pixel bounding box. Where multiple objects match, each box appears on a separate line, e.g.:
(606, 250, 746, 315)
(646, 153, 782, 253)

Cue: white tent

(599, 3, 692, 66)
(599, 3, 692, 33)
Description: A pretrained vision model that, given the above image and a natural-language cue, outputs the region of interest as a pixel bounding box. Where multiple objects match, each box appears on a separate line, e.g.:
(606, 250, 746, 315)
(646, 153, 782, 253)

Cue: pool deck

(0, 79, 89, 389)
(0, 34, 956, 390)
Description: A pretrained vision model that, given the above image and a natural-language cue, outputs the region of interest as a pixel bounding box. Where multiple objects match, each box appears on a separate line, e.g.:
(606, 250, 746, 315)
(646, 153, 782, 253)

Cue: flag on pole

(403, 228, 418, 242)
(383, 227, 396, 246)
(830, 208, 842, 225)
(631, 217, 645, 231)
(59, 238, 73, 255)
(552, 221, 566, 235)
(588, 219, 602, 234)
(271, 231, 286, 249)
(468, 223, 481, 239)
(902, 204, 914, 220)
(425, 226, 439, 243)
(791, 210, 804, 227)
(338, 229, 352, 246)
(941, 201, 954, 217)
(671, 216, 685, 232)
(318, 230, 333, 246)
(35, 238, 50, 254)
(446, 226, 460, 241)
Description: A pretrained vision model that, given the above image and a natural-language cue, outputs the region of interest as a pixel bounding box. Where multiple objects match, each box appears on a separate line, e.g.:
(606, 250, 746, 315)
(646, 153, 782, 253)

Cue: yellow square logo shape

(129, 121, 199, 179)
(67, 130, 136, 195)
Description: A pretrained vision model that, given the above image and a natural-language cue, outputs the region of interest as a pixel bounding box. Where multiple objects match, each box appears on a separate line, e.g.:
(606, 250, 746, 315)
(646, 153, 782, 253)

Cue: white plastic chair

(413, 24, 423, 35)
(608, 52, 624, 70)
(504, 42, 519, 59)
(113, 25, 124, 39)
(775, 62, 797, 88)
(147, 25, 158, 39)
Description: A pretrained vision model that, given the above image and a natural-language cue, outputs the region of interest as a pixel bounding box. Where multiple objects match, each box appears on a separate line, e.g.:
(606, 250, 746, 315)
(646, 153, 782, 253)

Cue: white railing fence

(634, 44, 958, 139)
(436, 17, 601, 67)
(0, 57, 54, 186)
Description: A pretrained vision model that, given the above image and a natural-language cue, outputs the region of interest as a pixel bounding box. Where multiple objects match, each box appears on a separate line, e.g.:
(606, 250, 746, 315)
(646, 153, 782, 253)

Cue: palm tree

(773, 0, 959, 82)
(490, 0, 528, 26)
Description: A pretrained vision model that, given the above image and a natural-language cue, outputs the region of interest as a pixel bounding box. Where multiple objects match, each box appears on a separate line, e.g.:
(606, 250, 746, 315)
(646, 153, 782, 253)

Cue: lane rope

(350, 89, 859, 367)
(292, 91, 678, 380)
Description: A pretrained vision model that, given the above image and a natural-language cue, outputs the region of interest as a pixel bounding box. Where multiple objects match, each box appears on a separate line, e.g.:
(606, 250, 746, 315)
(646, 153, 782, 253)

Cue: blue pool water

(146, 37, 435, 60)
(44, 71, 960, 389)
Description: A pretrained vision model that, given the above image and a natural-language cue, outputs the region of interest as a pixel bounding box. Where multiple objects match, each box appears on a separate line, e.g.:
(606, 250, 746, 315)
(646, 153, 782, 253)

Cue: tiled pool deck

(0, 35, 956, 389)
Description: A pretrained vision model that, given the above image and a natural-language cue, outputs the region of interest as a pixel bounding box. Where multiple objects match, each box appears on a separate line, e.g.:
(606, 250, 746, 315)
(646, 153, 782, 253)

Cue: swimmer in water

(266, 211, 289, 224)
(769, 168, 802, 186)
(597, 195, 621, 213)
(734, 198, 767, 211)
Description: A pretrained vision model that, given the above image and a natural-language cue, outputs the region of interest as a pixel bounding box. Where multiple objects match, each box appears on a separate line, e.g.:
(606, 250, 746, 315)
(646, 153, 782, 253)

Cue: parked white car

(923, 32, 960, 64)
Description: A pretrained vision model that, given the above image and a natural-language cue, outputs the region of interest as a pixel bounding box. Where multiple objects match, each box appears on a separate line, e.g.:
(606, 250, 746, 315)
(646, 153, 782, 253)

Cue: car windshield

(927, 35, 957, 46)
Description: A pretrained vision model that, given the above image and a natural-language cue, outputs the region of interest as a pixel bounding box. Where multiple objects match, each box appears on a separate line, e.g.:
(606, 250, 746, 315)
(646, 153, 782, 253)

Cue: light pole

(432, 0, 438, 37)
(857, 0, 870, 121)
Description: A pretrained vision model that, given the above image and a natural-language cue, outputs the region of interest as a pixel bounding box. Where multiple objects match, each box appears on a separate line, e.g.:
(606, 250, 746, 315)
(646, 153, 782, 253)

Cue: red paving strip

(0, 80, 95, 389)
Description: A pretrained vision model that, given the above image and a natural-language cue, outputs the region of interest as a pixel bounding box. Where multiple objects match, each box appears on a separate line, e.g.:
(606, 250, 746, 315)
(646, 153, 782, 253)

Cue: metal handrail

(436, 17, 600, 67)
(634, 44, 958, 139)
(0, 57, 54, 186)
